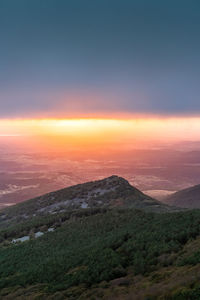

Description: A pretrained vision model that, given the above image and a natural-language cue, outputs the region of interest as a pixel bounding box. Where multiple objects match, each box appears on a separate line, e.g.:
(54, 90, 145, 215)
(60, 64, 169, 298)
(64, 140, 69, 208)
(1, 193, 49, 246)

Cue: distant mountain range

(164, 184, 200, 208)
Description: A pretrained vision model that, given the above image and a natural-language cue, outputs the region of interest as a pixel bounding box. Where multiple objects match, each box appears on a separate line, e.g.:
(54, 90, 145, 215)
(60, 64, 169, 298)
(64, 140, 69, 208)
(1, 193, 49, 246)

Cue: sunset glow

(0, 117, 200, 143)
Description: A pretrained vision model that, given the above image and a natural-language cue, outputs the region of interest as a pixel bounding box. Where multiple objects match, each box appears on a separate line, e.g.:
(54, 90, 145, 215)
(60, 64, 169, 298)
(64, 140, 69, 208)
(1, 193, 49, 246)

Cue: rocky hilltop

(0, 175, 176, 226)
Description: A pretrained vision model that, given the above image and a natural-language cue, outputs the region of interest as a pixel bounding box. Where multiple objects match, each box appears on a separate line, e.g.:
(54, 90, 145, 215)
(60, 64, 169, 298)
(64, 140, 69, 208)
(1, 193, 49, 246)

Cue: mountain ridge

(0, 175, 178, 227)
(164, 183, 200, 208)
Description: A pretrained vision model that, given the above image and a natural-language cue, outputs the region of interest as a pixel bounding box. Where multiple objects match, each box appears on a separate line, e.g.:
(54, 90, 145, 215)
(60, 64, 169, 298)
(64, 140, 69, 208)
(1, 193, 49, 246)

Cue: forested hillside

(1, 208, 200, 299)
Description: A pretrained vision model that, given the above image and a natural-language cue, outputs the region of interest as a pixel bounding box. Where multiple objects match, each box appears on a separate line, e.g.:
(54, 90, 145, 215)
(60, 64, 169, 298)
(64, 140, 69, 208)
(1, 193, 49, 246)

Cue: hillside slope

(0, 175, 175, 227)
(164, 184, 200, 208)
(1, 209, 200, 299)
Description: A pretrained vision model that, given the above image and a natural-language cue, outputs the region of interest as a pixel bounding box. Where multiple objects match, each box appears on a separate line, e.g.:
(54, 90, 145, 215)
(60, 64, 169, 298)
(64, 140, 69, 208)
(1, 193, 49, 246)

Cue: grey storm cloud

(0, 0, 200, 117)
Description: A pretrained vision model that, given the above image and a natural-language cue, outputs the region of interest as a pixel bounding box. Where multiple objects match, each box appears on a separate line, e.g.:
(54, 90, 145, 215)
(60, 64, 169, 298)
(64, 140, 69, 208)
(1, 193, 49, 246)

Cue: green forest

(1, 208, 200, 299)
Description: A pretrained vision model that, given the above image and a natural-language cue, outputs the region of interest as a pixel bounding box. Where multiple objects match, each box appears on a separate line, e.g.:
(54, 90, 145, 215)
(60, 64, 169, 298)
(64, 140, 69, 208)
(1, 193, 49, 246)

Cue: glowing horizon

(1, 117, 200, 144)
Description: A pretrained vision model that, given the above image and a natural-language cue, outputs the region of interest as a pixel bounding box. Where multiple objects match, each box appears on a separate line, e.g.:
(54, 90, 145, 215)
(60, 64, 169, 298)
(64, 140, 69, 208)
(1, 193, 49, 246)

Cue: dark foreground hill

(0, 175, 176, 227)
(164, 184, 200, 208)
(1, 208, 200, 299)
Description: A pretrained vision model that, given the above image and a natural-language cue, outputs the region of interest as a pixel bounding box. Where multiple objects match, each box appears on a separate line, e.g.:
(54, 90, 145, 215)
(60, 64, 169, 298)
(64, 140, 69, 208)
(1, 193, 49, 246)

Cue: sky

(0, 0, 200, 118)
